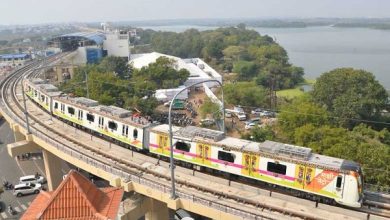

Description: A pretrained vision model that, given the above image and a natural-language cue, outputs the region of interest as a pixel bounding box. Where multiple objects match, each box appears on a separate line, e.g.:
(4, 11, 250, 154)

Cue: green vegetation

(312, 68, 389, 128)
(199, 97, 221, 119)
(276, 87, 305, 99)
(271, 69, 390, 187)
(60, 56, 189, 115)
(224, 82, 267, 107)
(135, 26, 304, 92)
(241, 126, 275, 142)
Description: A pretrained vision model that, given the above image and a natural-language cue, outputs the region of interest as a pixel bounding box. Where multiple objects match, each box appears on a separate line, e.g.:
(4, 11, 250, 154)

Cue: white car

(260, 111, 276, 118)
(237, 112, 247, 121)
(245, 118, 261, 129)
(200, 118, 215, 126)
(19, 175, 46, 185)
(13, 183, 42, 197)
(225, 111, 232, 118)
(251, 108, 263, 115)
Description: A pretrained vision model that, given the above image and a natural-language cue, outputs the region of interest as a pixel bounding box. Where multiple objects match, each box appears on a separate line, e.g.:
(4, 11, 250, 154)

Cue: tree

(312, 68, 389, 128)
(277, 95, 330, 141)
(199, 97, 221, 119)
(241, 126, 275, 142)
(232, 61, 258, 80)
(98, 56, 131, 79)
(132, 57, 190, 90)
(224, 82, 267, 107)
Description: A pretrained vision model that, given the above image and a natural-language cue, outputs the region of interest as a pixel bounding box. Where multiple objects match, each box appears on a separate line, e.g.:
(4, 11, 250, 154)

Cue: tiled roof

(21, 170, 123, 220)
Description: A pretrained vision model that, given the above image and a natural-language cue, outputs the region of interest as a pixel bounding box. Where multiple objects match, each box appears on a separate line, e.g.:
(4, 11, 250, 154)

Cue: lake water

(140, 25, 390, 89)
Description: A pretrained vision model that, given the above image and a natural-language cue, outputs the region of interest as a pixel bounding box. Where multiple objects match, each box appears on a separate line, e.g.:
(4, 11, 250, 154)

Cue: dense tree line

(133, 26, 304, 90)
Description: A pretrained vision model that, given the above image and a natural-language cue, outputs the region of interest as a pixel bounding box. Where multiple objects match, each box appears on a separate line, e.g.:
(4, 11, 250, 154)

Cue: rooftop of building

(21, 170, 123, 220)
(57, 32, 106, 45)
(129, 52, 221, 81)
(0, 53, 30, 59)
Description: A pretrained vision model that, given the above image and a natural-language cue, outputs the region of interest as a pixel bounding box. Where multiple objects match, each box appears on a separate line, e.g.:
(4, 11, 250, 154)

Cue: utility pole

(85, 70, 89, 98)
(168, 79, 224, 199)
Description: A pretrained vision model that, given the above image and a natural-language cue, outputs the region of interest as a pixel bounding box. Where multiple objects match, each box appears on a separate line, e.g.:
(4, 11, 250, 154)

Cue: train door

(295, 165, 306, 189)
(78, 110, 83, 121)
(157, 134, 169, 155)
(304, 166, 316, 191)
(242, 153, 259, 177)
(98, 116, 104, 129)
(196, 143, 211, 166)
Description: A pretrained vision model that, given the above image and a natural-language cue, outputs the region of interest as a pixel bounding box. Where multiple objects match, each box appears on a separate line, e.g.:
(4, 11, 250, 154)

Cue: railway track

(1, 56, 389, 219)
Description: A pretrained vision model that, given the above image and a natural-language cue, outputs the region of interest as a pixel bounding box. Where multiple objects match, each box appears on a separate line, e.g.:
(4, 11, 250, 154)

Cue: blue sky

(0, 0, 388, 25)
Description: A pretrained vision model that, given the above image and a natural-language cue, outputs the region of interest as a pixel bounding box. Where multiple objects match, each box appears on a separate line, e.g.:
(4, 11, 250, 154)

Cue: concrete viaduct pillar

(145, 199, 169, 220)
(42, 149, 63, 191)
(118, 194, 169, 220)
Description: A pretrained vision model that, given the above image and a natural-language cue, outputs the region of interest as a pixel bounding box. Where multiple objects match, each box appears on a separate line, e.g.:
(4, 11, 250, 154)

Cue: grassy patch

(276, 78, 315, 99)
(304, 78, 316, 84)
(276, 87, 305, 99)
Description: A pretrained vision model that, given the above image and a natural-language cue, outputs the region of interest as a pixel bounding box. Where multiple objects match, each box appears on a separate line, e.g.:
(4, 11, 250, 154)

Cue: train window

(54, 102, 58, 109)
(68, 107, 75, 115)
(60, 104, 65, 113)
(78, 110, 83, 120)
(86, 113, 95, 122)
(40, 95, 45, 102)
(218, 151, 235, 163)
(175, 141, 191, 152)
(267, 162, 287, 175)
(98, 117, 104, 127)
(336, 176, 343, 188)
(122, 125, 129, 137)
(133, 129, 138, 139)
(34, 91, 37, 97)
(108, 121, 117, 130)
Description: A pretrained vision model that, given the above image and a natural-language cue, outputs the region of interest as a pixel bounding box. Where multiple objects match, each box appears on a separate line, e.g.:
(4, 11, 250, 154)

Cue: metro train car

(23, 78, 363, 208)
(24, 79, 61, 112)
(148, 125, 363, 207)
(51, 95, 151, 149)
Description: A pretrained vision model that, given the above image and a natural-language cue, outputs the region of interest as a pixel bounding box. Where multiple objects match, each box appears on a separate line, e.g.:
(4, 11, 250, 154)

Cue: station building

(48, 30, 130, 64)
(0, 53, 30, 68)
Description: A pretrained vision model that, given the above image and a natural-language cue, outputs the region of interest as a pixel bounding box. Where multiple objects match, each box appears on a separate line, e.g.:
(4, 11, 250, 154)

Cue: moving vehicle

(13, 183, 42, 197)
(19, 175, 45, 184)
(24, 78, 364, 208)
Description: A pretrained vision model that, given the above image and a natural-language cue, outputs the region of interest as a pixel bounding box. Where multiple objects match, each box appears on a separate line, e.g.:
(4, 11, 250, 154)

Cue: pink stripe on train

(149, 143, 295, 181)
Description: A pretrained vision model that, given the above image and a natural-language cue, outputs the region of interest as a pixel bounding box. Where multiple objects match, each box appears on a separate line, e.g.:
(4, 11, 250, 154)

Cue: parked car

(245, 121, 260, 130)
(19, 175, 45, 184)
(251, 108, 264, 115)
(237, 112, 247, 121)
(245, 118, 261, 129)
(245, 118, 260, 125)
(261, 111, 276, 118)
(13, 183, 42, 197)
(233, 106, 244, 114)
(200, 118, 215, 126)
(225, 111, 232, 118)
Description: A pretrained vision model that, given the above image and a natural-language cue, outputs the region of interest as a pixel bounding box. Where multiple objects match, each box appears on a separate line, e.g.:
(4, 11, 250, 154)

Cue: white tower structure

(103, 30, 130, 60)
